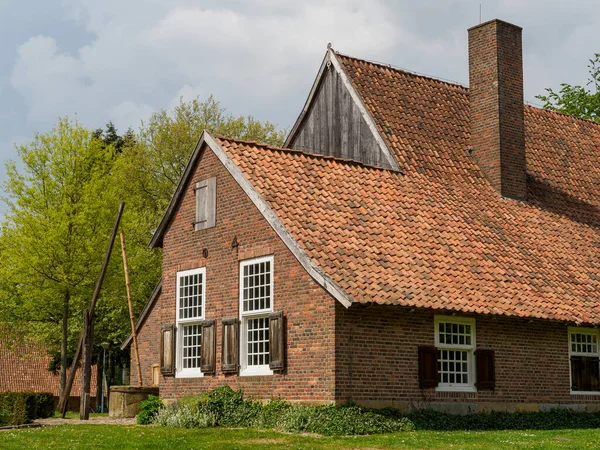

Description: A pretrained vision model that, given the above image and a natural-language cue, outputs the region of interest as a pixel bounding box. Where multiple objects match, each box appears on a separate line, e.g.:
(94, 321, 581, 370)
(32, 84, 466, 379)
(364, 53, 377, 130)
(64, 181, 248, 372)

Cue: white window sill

(436, 385, 477, 393)
(175, 370, 204, 379)
(571, 390, 600, 395)
(240, 367, 273, 377)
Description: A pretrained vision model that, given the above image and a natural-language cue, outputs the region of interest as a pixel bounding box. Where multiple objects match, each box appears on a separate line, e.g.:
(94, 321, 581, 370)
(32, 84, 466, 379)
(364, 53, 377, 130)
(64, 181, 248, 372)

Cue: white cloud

(7, 0, 600, 138)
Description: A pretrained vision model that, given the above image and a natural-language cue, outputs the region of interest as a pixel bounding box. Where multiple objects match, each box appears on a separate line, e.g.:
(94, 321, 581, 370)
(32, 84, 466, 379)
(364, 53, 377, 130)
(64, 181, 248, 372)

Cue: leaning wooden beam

(58, 202, 125, 417)
(120, 229, 143, 386)
(79, 310, 94, 420)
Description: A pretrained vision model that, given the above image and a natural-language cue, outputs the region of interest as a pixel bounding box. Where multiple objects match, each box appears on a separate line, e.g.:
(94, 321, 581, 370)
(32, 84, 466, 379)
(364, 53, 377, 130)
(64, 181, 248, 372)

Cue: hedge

(0, 392, 55, 426)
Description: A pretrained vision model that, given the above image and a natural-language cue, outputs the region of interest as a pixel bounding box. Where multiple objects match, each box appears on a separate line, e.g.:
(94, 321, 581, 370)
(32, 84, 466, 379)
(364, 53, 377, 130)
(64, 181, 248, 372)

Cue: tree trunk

(60, 290, 70, 397)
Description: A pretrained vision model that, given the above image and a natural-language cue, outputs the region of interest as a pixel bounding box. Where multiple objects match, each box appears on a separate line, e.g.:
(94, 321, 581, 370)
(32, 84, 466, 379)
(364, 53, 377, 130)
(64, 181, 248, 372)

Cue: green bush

(156, 386, 414, 436)
(406, 408, 600, 431)
(0, 392, 55, 426)
(137, 395, 164, 425)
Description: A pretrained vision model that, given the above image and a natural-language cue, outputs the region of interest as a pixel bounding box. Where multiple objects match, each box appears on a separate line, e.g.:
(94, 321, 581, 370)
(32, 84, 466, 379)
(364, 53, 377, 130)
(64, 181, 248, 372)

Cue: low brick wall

(108, 386, 159, 418)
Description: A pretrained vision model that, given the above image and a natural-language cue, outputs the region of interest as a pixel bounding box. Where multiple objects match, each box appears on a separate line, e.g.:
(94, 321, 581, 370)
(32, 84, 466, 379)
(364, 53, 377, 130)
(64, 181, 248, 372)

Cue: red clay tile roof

(0, 328, 96, 396)
(215, 54, 600, 324)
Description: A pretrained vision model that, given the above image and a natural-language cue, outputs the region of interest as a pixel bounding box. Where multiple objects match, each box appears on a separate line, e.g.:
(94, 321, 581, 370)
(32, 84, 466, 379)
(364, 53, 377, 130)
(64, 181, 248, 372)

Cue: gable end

(285, 48, 400, 171)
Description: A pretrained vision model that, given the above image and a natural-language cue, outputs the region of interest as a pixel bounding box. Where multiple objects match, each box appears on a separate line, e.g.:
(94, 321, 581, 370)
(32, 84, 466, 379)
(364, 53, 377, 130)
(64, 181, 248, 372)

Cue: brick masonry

(133, 140, 600, 412)
(468, 19, 527, 200)
(132, 144, 337, 403)
(335, 303, 600, 411)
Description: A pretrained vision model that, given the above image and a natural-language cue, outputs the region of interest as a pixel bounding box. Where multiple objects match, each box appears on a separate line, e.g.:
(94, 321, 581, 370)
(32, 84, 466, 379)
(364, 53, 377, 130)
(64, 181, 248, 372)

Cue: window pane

(246, 317, 270, 367)
(571, 332, 598, 355)
(242, 259, 272, 313)
(437, 321, 473, 347)
(438, 349, 469, 386)
(178, 271, 203, 319)
(181, 324, 202, 370)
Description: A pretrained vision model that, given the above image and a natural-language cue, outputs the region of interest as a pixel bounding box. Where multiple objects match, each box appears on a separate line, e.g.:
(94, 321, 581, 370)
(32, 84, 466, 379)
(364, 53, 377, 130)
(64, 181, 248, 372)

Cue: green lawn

(2, 425, 600, 449)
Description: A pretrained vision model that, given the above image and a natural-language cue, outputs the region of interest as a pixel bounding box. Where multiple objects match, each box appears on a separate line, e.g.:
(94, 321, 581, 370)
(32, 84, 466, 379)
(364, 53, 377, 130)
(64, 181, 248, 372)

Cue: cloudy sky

(0, 0, 598, 185)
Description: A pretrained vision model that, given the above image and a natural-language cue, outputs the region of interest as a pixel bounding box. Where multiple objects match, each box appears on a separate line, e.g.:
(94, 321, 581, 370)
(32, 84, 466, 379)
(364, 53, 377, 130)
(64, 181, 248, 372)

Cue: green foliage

(136, 395, 164, 425)
(536, 53, 600, 122)
(154, 386, 414, 436)
(407, 408, 600, 431)
(0, 392, 55, 425)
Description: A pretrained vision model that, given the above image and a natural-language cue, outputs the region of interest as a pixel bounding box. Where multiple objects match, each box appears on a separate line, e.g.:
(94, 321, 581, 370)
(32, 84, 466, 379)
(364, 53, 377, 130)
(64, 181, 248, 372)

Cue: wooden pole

(80, 310, 94, 420)
(120, 229, 143, 386)
(58, 202, 125, 417)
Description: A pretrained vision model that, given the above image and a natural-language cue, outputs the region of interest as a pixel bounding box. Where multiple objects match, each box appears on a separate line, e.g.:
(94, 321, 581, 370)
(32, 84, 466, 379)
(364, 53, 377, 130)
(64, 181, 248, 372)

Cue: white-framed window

(434, 316, 476, 392)
(239, 255, 274, 376)
(569, 327, 600, 394)
(175, 267, 206, 378)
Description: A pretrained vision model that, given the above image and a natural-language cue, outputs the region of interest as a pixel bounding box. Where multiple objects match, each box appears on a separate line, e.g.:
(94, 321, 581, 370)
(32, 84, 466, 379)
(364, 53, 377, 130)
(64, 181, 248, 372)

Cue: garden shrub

(0, 392, 55, 426)
(154, 386, 414, 435)
(406, 408, 600, 431)
(136, 395, 164, 425)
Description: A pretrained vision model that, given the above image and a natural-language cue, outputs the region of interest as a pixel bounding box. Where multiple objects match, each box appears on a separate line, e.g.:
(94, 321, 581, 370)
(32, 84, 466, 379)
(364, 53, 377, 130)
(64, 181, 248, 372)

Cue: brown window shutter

(160, 324, 176, 376)
(572, 356, 600, 392)
(476, 348, 495, 390)
(200, 319, 216, 375)
(269, 311, 285, 371)
(221, 318, 239, 374)
(418, 345, 438, 389)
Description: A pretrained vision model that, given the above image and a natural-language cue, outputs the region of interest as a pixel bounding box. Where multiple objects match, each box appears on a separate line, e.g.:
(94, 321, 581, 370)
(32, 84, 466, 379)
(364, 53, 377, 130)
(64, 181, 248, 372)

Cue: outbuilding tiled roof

(215, 57, 600, 325)
(0, 328, 96, 396)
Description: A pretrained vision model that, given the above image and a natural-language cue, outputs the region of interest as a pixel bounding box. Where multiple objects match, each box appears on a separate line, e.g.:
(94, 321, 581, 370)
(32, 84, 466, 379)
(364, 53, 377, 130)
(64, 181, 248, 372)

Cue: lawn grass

(53, 411, 109, 419)
(2, 425, 600, 449)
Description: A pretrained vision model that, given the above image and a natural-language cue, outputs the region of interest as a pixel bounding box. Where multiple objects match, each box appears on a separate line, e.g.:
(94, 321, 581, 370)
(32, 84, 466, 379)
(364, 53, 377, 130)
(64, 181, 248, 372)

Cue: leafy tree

(0, 118, 119, 393)
(536, 54, 600, 122)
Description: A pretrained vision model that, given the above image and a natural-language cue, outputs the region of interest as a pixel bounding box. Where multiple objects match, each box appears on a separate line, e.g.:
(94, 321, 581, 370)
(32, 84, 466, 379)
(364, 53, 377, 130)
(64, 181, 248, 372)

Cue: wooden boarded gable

(285, 47, 399, 171)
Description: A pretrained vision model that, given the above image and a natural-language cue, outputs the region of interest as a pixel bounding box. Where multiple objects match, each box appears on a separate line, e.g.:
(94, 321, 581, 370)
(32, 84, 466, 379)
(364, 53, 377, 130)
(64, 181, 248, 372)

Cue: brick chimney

(468, 19, 527, 200)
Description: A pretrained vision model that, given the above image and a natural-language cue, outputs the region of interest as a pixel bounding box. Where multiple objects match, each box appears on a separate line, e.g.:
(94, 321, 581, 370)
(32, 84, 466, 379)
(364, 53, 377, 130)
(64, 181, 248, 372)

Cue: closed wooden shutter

(200, 319, 216, 374)
(476, 348, 495, 390)
(221, 318, 239, 374)
(269, 311, 285, 371)
(418, 345, 438, 389)
(160, 324, 176, 376)
(194, 177, 216, 231)
(571, 356, 600, 391)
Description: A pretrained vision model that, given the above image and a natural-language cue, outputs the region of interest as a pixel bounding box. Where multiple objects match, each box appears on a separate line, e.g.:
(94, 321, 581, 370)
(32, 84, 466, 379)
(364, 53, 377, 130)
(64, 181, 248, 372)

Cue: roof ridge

(215, 135, 391, 171)
(334, 50, 469, 91)
(525, 104, 600, 128)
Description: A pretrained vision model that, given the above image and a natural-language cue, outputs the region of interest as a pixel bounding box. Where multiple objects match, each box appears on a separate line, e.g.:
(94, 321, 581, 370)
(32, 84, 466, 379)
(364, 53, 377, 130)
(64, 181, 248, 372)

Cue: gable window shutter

(221, 318, 239, 374)
(269, 311, 285, 371)
(418, 345, 438, 389)
(160, 324, 176, 376)
(195, 177, 216, 231)
(475, 348, 495, 390)
(200, 319, 216, 375)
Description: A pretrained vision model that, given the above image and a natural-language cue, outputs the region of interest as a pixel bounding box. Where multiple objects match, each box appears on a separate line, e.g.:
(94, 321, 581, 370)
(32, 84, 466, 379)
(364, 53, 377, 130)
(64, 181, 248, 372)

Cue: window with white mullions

(569, 328, 600, 393)
(176, 267, 205, 378)
(434, 317, 476, 391)
(240, 255, 274, 376)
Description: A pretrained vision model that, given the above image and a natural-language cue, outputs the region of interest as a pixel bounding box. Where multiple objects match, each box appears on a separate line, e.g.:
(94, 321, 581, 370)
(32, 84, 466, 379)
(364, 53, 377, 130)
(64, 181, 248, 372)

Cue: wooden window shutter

(572, 356, 600, 391)
(418, 345, 438, 389)
(194, 177, 216, 231)
(269, 311, 285, 371)
(475, 348, 495, 390)
(221, 318, 239, 374)
(160, 324, 176, 376)
(200, 319, 216, 375)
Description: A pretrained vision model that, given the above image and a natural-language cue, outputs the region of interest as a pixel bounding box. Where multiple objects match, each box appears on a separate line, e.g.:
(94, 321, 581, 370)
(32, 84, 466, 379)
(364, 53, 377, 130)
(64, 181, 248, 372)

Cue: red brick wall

(335, 303, 597, 410)
(468, 19, 527, 200)
(132, 144, 337, 403)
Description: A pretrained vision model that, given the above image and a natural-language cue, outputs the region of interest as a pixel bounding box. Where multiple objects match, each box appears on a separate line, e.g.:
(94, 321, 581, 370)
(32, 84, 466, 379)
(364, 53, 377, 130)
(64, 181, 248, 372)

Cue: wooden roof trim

(284, 47, 400, 172)
(120, 280, 162, 350)
(205, 133, 354, 308)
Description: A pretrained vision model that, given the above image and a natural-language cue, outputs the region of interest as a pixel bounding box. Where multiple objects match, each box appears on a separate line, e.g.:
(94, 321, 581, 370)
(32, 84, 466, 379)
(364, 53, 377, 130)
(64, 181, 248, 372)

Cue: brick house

(124, 19, 600, 413)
